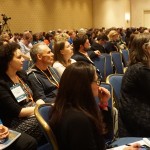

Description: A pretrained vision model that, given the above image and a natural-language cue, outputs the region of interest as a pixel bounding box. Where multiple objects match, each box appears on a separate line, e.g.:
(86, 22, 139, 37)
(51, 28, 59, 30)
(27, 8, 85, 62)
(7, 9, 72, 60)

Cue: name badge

(10, 84, 27, 102)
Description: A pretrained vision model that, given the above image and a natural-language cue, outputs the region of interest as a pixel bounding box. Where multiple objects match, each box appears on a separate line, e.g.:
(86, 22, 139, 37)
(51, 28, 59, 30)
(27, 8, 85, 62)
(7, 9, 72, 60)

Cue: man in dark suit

(90, 33, 108, 53)
(72, 34, 102, 79)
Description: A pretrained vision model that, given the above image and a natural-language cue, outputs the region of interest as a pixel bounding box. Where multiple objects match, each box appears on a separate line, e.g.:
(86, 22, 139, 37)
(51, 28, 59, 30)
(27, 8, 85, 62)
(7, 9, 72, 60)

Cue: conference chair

(121, 49, 129, 67)
(101, 82, 118, 140)
(110, 52, 124, 74)
(35, 103, 59, 150)
(92, 55, 106, 81)
(101, 53, 114, 78)
(106, 74, 124, 108)
(105, 75, 144, 147)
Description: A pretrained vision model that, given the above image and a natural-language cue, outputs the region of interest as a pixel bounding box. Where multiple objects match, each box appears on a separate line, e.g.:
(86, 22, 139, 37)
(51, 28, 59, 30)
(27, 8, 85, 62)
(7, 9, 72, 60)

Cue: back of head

(54, 33, 69, 42)
(0, 42, 20, 73)
(129, 33, 150, 67)
(78, 28, 86, 36)
(107, 30, 119, 41)
(97, 33, 108, 41)
(22, 31, 33, 42)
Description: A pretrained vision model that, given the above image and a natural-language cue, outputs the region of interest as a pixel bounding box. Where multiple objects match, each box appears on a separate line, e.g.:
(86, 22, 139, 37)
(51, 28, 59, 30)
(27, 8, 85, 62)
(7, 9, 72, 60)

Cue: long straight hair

(49, 61, 105, 134)
(54, 40, 71, 67)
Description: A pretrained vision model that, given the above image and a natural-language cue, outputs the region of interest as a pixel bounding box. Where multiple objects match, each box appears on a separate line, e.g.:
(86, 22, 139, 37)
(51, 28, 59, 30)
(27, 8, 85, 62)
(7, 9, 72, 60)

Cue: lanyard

(17, 76, 34, 103)
(39, 67, 59, 88)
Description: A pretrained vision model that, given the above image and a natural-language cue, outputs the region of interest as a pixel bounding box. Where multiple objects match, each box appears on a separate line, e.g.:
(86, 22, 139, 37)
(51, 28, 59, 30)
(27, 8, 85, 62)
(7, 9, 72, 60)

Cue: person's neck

(63, 57, 71, 66)
(6, 68, 18, 83)
(35, 62, 48, 71)
(79, 49, 87, 55)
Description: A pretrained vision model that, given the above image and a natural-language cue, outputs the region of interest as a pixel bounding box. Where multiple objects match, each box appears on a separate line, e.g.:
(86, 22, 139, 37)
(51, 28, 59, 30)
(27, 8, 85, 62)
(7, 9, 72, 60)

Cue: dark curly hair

(0, 42, 20, 74)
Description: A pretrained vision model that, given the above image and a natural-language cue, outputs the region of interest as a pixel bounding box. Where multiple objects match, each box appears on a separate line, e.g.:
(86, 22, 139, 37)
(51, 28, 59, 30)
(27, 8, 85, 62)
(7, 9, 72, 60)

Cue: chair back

(101, 82, 118, 140)
(106, 74, 123, 107)
(101, 53, 113, 77)
(93, 55, 106, 81)
(121, 49, 129, 67)
(110, 52, 124, 74)
(35, 104, 59, 150)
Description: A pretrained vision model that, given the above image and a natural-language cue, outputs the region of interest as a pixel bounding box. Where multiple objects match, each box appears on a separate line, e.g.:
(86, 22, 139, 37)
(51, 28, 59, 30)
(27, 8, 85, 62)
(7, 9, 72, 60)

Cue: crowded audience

(0, 26, 150, 149)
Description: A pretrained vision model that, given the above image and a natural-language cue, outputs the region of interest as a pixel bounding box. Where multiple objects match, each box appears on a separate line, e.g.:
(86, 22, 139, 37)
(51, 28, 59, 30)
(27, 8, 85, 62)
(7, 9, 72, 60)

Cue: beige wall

(1, 0, 150, 33)
(130, 0, 150, 28)
(93, 0, 130, 29)
(0, 0, 93, 33)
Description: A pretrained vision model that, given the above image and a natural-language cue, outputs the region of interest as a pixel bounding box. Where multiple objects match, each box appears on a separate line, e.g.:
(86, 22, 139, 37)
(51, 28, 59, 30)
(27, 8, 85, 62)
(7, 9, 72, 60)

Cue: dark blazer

(72, 52, 95, 65)
(91, 41, 106, 53)
(0, 71, 31, 126)
(72, 52, 102, 79)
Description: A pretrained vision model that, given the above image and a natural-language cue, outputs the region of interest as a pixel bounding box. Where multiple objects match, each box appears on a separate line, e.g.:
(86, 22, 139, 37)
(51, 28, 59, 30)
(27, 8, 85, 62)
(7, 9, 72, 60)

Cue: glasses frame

(92, 79, 101, 86)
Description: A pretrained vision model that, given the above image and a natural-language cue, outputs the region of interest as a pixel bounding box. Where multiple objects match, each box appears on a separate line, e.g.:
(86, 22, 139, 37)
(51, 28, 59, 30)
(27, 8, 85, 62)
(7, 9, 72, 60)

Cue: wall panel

(0, 0, 92, 33)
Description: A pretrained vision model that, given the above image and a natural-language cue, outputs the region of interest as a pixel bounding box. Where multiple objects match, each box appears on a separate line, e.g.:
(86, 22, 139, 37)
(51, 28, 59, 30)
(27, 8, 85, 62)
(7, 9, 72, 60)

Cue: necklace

(39, 67, 59, 88)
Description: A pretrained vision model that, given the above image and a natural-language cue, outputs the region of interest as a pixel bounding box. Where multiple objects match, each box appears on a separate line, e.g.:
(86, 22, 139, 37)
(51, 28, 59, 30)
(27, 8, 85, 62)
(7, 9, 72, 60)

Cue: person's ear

(37, 54, 42, 60)
(80, 45, 84, 49)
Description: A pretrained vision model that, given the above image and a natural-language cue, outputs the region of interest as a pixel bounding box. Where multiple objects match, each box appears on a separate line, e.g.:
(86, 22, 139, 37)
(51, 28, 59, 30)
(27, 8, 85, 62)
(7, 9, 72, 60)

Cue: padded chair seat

(110, 137, 143, 147)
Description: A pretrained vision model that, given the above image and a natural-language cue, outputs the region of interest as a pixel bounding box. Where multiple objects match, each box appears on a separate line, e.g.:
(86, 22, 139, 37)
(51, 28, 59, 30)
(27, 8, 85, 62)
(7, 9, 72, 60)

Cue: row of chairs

(92, 50, 129, 81)
(101, 74, 144, 147)
(35, 73, 133, 149)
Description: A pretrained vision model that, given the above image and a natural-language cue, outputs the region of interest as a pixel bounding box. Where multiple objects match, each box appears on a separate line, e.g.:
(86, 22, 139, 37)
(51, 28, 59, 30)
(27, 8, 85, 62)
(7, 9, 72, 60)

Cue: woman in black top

(49, 61, 140, 150)
(0, 42, 45, 143)
(120, 33, 150, 137)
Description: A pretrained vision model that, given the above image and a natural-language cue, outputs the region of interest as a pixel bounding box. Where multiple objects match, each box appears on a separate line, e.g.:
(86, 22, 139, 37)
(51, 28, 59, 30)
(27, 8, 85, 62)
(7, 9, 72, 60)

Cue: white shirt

(53, 59, 76, 77)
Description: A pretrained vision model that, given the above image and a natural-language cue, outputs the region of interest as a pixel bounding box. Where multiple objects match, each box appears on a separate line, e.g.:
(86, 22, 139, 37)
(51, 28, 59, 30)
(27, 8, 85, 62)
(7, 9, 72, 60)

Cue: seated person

(119, 33, 150, 137)
(72, 35, 102, 78)
(53, 39, 76, 77)
(28, 42, 60, 103)
(0, 125, 37, 150)
(0, 42, 45, 143)
(90, 33, 108, 53)
(49, 61, 140, 150)
(105, 30, 119, 53)
(19, 31, 33, 61)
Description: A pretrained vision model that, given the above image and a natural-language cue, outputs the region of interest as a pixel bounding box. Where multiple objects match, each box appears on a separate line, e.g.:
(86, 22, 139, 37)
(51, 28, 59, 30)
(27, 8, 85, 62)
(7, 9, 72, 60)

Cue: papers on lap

(107, 139, 150, 150)
(0, 130, 21, 150)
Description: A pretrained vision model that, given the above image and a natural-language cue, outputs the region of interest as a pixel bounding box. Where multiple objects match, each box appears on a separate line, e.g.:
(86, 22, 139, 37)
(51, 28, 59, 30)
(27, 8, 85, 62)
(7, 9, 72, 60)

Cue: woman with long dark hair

(50, 61, 140, 150)
(120, 33, 150, 137)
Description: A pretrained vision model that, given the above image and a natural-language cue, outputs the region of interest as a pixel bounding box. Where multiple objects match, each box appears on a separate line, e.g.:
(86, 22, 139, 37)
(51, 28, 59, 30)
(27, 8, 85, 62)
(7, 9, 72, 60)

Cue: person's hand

(0, 125, 9, 140)
(98, 87, 110, 104)
(123, 143, 141, 150)
(36, 99, 45, 105)
(94, 50, 101, 56)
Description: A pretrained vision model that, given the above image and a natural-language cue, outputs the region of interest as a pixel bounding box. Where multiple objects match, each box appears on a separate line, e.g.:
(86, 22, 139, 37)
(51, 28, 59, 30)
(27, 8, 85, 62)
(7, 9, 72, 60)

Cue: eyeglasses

(92, 79, 101, 86)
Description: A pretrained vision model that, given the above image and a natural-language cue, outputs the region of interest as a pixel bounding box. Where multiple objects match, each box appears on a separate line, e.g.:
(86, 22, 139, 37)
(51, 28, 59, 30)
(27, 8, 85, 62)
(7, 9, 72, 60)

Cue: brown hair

(129, 33, 150, 67)
(49, 61, 106, 134)
(53, 40, 71, 67)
